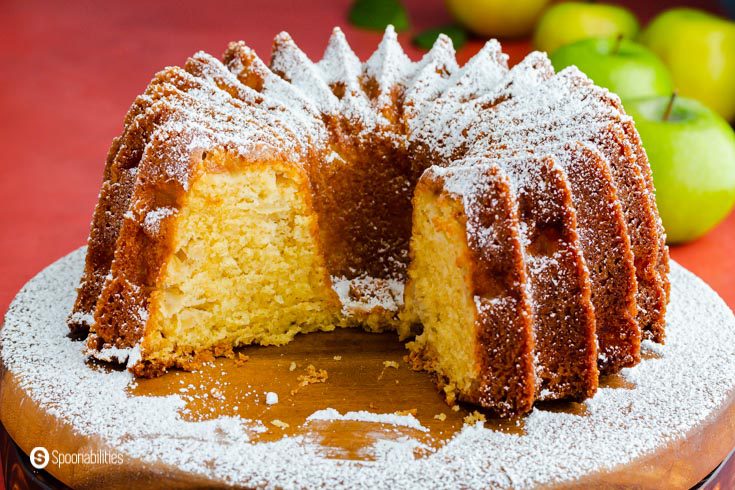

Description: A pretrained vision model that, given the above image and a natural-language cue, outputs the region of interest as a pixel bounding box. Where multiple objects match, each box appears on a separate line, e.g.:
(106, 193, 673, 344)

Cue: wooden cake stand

(1, 248, 735, 489)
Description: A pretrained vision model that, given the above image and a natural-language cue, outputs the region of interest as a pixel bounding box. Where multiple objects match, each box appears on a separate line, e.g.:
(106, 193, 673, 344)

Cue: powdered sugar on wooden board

(3, 248, 735, 489)
(307, 408, 427, 432)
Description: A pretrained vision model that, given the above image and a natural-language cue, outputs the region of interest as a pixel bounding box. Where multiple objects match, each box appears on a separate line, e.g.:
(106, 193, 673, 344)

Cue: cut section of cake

(69, 27, 669, 416)
(403, 164, 536, 415)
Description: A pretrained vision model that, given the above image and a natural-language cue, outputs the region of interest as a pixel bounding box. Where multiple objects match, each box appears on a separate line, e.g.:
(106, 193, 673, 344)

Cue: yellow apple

(533, 2, 639, 54)
(446, 0, 551, 38)
(640, 9, 735, 122)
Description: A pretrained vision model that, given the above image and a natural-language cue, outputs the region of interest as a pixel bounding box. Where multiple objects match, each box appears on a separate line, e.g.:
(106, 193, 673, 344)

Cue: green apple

(640, 8, 735, 122)
(626, 95, 735, 244)
(550, 37, 673, 102)
(446, 0, 551, 38)
(533, 2, 639, 54)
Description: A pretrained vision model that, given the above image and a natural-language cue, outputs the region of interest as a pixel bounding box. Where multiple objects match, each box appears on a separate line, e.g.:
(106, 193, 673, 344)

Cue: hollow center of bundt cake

(143, 157, 342, 366)
(403, 189, 480, 397)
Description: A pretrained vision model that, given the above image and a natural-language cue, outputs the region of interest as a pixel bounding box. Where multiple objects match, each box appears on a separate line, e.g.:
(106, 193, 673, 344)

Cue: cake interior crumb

(463, 410, 486, 426)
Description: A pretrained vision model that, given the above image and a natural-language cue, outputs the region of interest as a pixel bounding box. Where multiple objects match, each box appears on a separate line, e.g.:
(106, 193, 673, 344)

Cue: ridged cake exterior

(68, 27, 669, 416)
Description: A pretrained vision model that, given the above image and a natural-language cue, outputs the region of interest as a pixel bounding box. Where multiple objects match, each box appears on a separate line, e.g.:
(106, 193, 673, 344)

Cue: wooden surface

(130, 329, 522, 448)
(1, 0, 734, 488)
(1, 251, 735, 489)
(2, 325, 735, 489)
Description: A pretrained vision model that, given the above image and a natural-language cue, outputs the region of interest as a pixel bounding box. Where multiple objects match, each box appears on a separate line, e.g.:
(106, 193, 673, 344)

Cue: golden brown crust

(68, 71, 200, 335)
(469, 168, 536, 415)
(480, 136, 641, 375)
(591, 94, 669, 342)
(89, 128, 197, 352)
(418, 165, 536, 416)
(222, 41, 267, 91)
(131, 341, 238, 378)
(595, 125, 667, 351)
(554, 144, 640, 374)
(621, 120, 670, 341)
(584, 92, 669, 344)
(511, 156, 598, 400)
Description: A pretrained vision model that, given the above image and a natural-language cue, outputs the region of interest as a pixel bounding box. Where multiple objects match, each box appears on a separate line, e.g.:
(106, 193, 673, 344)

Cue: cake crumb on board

(464, 411, 486, 426)
(378, 360, 400, 380)
(291, 364, 328, 395)
(270, 419, 289, 429)
(443, 383, 458, 406)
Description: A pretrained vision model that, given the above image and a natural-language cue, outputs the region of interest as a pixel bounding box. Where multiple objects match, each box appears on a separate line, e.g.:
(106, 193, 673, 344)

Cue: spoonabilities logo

(30, 447, 50, 469)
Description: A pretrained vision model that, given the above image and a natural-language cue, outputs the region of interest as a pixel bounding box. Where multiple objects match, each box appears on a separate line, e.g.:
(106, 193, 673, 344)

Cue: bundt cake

(68, 27, 669, 416)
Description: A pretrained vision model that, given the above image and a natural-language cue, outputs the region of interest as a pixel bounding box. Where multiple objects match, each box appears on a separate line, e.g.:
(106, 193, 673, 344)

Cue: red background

(0, 0, 733, 486)
(1, 0, 732, 315)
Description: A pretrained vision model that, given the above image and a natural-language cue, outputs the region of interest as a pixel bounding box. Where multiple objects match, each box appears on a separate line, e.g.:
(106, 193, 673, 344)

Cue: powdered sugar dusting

(5, 250, 735, 487)
(68, 310, 94, 327)
(331, 275, 405, 315)
(271, 31, 340, 115)
(363, 26, 414, 109)
(4, 249, 735, 488)
(142, 207, 177, 235)
(307, 408, 427, 432)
